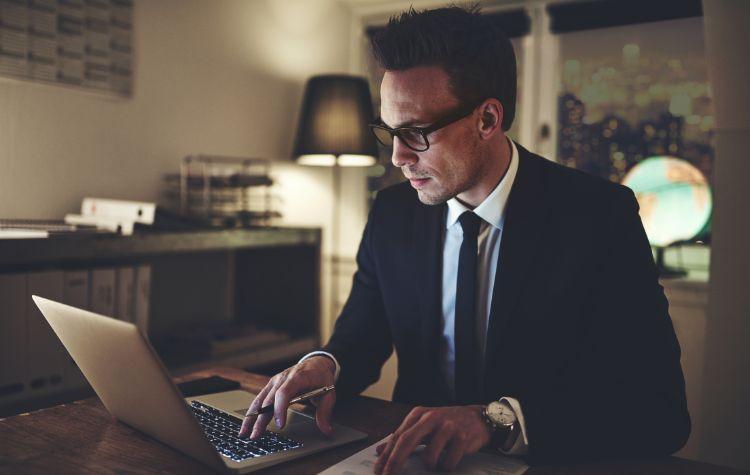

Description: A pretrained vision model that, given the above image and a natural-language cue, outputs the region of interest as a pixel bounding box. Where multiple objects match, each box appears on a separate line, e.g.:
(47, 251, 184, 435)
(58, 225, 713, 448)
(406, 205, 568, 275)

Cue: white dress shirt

(440, 139, 528, 454)
(302, 139, 529, 454)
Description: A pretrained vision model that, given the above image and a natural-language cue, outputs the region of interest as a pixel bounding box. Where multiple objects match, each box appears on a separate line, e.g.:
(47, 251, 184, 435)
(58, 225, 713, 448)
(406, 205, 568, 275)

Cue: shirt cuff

(498, 397, 529, 455)
(298, 351, 340, 381)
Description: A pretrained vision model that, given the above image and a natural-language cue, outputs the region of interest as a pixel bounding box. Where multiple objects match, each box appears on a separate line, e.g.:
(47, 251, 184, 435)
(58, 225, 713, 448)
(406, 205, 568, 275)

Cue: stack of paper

(0, 219, 98, 239)
(318, 437, 529, 475)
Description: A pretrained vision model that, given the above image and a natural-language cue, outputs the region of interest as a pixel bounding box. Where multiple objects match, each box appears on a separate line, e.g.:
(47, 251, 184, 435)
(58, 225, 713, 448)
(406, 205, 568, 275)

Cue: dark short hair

(371, 4, 517, 131)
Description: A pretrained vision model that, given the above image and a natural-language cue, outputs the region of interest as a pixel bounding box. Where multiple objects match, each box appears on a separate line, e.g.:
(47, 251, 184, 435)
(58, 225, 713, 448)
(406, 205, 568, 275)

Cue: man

(239, 6, 690, 475)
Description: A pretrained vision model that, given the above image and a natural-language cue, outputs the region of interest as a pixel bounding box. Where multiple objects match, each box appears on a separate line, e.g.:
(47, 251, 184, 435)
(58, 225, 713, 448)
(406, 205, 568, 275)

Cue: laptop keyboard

(190, 401, 303, 462)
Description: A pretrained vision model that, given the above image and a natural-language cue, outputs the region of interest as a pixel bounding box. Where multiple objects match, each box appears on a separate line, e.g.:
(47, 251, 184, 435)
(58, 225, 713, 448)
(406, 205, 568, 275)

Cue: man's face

(380, 66, 483, 205)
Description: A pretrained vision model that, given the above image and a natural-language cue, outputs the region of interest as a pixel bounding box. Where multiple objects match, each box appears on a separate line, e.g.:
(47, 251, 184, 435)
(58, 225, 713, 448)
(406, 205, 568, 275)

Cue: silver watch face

(487, 401, 516, 427)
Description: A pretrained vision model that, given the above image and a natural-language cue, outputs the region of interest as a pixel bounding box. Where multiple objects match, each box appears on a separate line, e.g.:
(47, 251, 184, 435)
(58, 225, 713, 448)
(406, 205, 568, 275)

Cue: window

(557, 17, 714, 184)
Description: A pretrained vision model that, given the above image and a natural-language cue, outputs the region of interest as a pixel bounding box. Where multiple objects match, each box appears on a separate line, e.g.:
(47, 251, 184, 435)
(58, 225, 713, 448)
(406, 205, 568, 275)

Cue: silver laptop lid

(32, 296, 224, 471)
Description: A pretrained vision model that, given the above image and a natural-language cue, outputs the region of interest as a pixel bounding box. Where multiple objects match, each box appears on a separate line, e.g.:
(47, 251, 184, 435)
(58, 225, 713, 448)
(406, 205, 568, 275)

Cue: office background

(0, 0, 748, 472)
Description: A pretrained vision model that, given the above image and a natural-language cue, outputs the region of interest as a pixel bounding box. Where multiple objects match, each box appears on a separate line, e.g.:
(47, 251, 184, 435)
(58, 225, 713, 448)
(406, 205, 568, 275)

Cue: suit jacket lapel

(414, 200, 448, 403)
(483, 145, 550, 393)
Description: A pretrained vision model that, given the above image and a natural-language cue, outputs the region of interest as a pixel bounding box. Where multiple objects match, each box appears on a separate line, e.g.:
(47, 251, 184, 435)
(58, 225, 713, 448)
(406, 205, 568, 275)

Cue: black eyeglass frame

(368, 102, 481, 152)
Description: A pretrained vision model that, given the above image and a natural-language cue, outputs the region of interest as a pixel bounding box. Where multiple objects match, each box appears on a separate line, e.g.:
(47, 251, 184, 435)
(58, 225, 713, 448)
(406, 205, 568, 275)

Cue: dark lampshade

(293, 75, 378, 167)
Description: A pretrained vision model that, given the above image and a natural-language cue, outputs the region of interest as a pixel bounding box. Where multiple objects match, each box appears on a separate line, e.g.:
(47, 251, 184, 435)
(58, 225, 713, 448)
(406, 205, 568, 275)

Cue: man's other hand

(374, 405, 492, 475)
(238, 356, 336, 439)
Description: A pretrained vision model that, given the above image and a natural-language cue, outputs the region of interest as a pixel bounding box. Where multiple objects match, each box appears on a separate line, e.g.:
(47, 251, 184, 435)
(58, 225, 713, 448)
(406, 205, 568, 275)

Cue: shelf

(0, 227, 321, 270)
(0, 226, 321, 415)
(170, 336, 318, 376)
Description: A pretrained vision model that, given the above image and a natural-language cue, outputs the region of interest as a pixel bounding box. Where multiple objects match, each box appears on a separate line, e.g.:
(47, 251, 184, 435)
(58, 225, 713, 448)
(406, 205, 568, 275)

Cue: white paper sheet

(318, 437, 529, 475)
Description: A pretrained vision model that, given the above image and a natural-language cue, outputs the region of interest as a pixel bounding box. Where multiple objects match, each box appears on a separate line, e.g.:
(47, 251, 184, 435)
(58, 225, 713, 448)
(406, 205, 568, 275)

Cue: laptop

(32, 296, 367, 473)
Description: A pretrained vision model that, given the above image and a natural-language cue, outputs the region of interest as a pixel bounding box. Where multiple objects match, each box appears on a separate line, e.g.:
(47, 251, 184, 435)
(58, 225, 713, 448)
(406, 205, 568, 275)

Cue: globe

(622, 156, 712, 248)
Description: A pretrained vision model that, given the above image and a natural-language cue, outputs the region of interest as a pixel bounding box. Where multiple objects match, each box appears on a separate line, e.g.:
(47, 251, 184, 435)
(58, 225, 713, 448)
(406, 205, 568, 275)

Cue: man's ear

(478, 99, 503, 139)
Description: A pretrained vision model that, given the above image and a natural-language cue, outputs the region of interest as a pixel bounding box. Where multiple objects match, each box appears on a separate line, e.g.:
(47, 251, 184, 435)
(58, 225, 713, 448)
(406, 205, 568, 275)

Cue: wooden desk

(0, 367, 745, 475)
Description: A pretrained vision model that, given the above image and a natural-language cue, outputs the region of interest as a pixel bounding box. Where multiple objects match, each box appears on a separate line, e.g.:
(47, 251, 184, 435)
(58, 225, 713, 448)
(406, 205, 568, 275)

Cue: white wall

(0, 0, 356, 220)
(273, 163, 369, 341)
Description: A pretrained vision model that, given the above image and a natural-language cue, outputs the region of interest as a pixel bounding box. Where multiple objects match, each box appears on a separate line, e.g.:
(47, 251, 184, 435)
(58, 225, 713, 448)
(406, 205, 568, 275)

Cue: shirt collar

(446, 138, 519, 230)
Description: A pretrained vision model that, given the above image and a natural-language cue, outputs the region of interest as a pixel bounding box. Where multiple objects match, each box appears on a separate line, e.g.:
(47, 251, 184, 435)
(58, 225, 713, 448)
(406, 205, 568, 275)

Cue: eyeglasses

(369, 102, 480, 152)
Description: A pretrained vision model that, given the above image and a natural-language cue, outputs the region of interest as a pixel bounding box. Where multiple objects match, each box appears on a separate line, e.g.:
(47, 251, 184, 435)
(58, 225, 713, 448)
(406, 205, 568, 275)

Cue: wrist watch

(482, 400, 517, 448)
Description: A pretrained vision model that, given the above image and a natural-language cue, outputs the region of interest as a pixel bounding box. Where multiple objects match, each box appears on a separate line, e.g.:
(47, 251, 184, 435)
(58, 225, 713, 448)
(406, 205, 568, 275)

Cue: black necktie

(455, 211, 483, 404)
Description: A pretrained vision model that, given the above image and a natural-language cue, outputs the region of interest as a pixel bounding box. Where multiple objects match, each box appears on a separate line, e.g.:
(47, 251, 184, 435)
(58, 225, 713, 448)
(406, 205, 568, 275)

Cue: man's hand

(238, 356, 336, 439)
(374, 405, 491, 475)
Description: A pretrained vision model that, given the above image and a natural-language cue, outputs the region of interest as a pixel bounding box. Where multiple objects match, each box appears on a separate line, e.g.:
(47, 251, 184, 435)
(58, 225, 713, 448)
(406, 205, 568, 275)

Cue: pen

(246, 385, 335, 417)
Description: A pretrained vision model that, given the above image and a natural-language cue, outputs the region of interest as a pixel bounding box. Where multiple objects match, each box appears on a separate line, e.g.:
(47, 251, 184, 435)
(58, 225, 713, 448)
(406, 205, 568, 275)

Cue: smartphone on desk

(177, 376, 241, 398)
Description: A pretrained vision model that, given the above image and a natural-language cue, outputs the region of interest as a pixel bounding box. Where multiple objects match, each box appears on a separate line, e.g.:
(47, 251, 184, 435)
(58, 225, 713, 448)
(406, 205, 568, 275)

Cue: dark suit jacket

(323, 143, 690, 463)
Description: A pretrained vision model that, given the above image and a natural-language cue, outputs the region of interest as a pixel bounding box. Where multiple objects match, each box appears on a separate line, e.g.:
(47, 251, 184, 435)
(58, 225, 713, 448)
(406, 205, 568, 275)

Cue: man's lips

(408, 177, 431, 189)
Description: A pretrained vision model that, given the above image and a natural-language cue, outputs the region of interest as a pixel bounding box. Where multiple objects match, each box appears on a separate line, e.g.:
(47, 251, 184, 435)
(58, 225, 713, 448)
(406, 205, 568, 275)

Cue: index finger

(273, 379, 299, 429)
(375, 408, 426, 474)
(239, 383, 273, 437)
(251, 384, 281, 439)
(381, 418, 438, 475)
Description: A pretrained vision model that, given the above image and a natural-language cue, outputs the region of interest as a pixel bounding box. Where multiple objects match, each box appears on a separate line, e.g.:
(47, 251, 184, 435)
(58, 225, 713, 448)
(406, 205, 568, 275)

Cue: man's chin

(416, 189, 449, 206)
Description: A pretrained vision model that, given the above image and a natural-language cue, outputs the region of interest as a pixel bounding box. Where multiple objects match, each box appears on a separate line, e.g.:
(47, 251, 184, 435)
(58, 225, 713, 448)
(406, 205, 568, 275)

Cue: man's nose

(391, 137, 418, 168)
